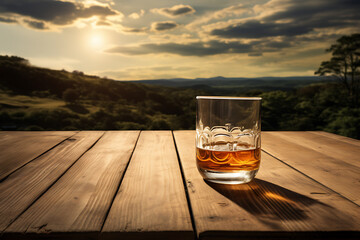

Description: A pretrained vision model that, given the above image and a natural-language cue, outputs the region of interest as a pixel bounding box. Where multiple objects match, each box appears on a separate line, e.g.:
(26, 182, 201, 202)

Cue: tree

(62, 88, 79, 104)
(315, 33, 360, 105)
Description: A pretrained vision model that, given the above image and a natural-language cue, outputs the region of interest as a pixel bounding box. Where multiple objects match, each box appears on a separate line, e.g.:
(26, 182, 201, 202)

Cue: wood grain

(0, 131, 76, 181)
(311, 131, 360, 147)
(4, 131, 139, 239)
(262, 132, 360, 205)
(101, 131, 193, 240)
(0, 131, 103, 232)
(266, 131, 360, 168)
(173, 130, 360, 239)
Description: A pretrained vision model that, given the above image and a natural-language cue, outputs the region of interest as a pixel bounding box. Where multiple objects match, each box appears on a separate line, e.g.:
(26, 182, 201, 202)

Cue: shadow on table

(206, 179, 332, 223)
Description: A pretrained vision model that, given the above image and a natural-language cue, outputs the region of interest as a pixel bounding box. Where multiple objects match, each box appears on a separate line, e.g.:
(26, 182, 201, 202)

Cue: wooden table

(0, 131, 359, 240)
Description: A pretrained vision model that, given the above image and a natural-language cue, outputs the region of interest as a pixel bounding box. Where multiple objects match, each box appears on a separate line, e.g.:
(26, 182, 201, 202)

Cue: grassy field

(0, 92, 64, 110)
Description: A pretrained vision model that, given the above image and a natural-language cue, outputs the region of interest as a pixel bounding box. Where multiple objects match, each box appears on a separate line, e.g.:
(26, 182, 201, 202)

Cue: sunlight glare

(89, 34, 104, 49)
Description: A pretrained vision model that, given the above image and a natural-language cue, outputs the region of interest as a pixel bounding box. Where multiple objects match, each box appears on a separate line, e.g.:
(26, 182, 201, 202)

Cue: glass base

(199, 168, 258, 184)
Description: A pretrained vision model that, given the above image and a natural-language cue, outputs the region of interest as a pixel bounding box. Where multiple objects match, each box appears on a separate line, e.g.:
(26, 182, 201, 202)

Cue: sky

(0, 0, 359, 80)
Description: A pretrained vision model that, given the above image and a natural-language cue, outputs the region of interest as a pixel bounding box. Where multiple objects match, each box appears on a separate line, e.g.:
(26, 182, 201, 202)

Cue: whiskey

(196, 147, 261, 172)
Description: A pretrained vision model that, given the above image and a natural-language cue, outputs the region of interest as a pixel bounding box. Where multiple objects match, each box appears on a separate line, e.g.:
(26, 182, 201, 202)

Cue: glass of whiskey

(196, 96, 261, 184)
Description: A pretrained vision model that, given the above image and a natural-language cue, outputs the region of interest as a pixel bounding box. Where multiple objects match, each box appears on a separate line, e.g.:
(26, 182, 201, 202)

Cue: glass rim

(196, 96, 262, 101)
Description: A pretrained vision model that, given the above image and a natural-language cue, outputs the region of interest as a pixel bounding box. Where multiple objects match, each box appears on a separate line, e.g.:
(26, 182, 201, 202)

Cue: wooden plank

(250, 152, 360, 232)
(311, 131, 360, 147)
(0, 131, 77, 180)
(173, 130, 360, 239)
(101, 131, 193, 240)
(0, 131, 103, 232)
(267, 131, 360, 168)
(4, 131, 139, 239)
(262, 132, 360, 205)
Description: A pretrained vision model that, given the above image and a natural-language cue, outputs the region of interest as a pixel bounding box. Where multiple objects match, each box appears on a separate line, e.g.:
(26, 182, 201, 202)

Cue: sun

(89, 34, 104, 49)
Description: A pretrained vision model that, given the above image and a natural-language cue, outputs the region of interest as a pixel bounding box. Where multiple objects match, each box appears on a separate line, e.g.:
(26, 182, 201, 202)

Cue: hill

(131, 76, 335, 94)
(0, 55, 359, 139)
(0, 55, 202, 130)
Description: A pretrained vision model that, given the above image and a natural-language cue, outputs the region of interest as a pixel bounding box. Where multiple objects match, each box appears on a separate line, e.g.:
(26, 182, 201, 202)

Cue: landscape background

(1, 55, 359, 139)
(0, 0, 359, 139)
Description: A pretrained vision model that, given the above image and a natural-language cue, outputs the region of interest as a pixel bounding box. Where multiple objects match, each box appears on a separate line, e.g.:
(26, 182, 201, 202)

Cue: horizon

(2, 55, 329, 81)
(0, 0, 359, 80)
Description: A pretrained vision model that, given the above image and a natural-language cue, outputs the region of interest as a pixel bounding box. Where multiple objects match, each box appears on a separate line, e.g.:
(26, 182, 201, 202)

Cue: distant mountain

(130, 76, 334, 86)
(129, 76, 335, 94)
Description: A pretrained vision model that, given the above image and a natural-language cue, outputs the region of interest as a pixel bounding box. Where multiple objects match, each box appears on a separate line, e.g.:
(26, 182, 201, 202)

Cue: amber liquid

(196, 147, 261, 172)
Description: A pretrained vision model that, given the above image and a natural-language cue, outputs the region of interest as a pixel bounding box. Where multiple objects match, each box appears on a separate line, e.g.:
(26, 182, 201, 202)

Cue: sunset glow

(0, 0, 359, 80)
(89, 34, 104, 49)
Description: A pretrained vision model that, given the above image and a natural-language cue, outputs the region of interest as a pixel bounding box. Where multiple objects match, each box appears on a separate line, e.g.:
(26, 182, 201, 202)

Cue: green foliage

(323, 107, 360, 139)
(258, 83, 360, 139)
(315, 33, 360, 105)
(62, 88, 79, 103)
(0, 55, 359, 139)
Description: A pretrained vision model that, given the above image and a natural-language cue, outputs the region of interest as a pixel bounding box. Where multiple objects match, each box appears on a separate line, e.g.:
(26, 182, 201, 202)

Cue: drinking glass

(196, 96, 261, 184)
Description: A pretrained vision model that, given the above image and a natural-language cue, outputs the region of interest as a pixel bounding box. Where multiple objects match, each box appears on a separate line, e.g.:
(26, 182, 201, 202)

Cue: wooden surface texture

(5, 131, 139, 239)
(262, 132, 360, 204)
(102, 131, 193, 240)
(0, 131, 359, 240)
(0, 131, 76, 181)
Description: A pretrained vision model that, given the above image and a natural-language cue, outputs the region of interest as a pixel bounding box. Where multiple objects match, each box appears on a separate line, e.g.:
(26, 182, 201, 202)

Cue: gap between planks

(0, 132, 105, 235)
(173, 130, 360, 240)
(261, 132, 360, 205)
(261, 148, 360, 208)
(171, 131, 198, 240)
(101, 131, 193, 240)
(3, 131, 140, 240)
(99, 131, 141, 233)
(0, 131, 79, 182)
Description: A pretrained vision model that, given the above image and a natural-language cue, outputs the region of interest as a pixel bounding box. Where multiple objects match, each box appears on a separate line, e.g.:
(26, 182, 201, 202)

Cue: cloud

(207, 0, 360, 39)
(0, 0, 122, 30)
(105, 35, 303, 57)
(128, 9, 145, 19)
(152, 4, 195, 18)
(212, 4, 249, 19)
(151, 21, 178, 31)
(187, 4, 249, 29)
(209, 19, 312, 38)
(24, 19, 48, 29)
(106, 40, 255, 56)
(107, 1, 357, 59)
(122, 26, 148, 34)
(0, 16, 17, 23)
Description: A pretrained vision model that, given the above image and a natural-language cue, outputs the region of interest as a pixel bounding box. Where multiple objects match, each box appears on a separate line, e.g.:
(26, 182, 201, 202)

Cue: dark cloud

(209, 0, 360, 39)
(0, 16, 17, 23)
(105, 36, 302, 57)
(263, 0, 360, 23)
(106, 40, 254, 56)
(151, 21, 178, 31)
(264, 40, 292, 49)
(152, 4, 195, 18)
(24, 19, 48, 29)
(210, 20, 311, 38)
(0, 0, 118, 27)
(122, 26, 148, 33)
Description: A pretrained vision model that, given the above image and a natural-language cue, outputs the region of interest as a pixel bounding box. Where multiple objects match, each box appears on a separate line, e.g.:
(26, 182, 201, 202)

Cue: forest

(0, 34, 359, 139)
